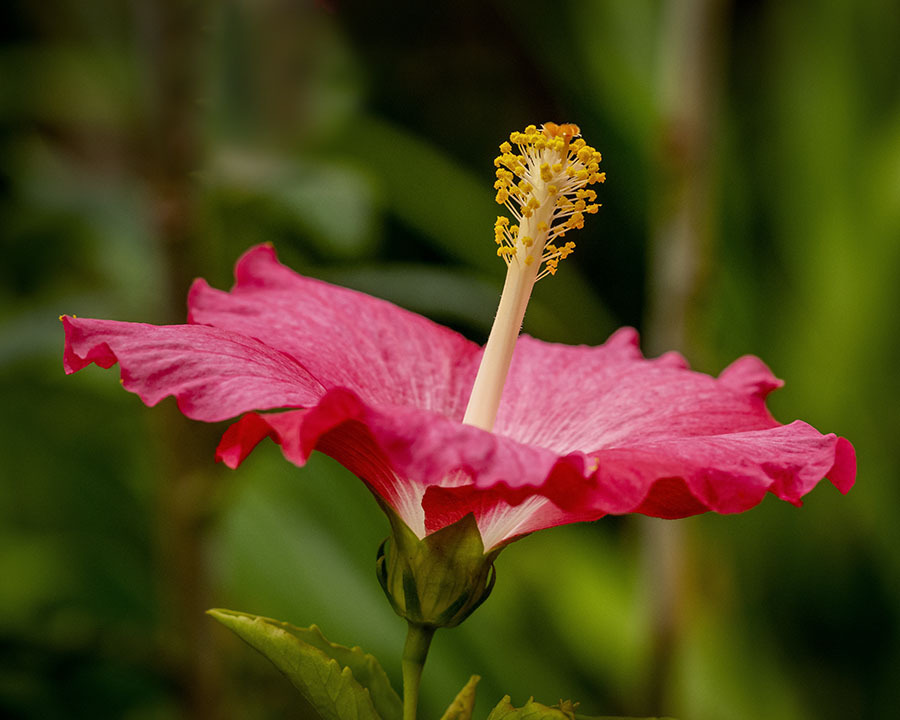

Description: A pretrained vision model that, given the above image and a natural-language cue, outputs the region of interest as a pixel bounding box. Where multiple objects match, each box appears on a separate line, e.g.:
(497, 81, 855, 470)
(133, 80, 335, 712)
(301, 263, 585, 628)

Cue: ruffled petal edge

(214, 387, 856, 542)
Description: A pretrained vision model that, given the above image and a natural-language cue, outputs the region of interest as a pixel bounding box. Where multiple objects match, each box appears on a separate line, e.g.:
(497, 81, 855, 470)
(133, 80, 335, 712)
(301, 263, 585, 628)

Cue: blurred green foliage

(1, 1, 898, 719)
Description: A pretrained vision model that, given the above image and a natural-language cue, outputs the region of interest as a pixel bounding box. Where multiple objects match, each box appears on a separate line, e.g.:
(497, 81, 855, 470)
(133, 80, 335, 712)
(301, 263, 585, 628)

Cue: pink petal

(214, 388, 595, 543)
(495, 334, 781, 454)
(216, 385, 852, 546)
(62, 316, 323, 422)
(421, 482, 605, 549)
(215, 387, 557, 483)
(587, 420, 850, 517)
(188, 245, 481, 417)
(828, 436, 857, 494)
(717, 354, 785, 398)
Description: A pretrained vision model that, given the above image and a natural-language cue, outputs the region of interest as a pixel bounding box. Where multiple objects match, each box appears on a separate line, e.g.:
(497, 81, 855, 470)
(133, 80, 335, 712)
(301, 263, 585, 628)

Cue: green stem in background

(643, 0, 727, 713)
(401, 623, 435, 720)
(139, 1, 222, 718)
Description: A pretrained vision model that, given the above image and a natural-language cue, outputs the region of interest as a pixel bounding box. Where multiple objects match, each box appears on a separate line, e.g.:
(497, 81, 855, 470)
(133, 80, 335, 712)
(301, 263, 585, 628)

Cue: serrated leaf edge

(208, 608, 388, 720)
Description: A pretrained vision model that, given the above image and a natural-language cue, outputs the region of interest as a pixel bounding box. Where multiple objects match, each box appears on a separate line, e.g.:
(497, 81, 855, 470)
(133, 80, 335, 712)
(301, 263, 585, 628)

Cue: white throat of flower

(462, 123, 604, 432)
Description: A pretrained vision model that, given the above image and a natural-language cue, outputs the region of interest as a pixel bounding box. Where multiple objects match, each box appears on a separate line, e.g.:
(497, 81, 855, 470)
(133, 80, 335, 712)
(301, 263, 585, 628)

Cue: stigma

(463, 123, 604, 432)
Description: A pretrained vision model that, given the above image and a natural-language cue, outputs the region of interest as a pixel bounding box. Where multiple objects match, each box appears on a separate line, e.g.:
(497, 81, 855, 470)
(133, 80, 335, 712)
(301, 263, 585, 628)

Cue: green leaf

(438, 675, 480, 720)
(486, 696, 574, 720)
(288, 622, 402, 720)
(208, 608, 400, 720)
(575, 716, 676, 720)
(487, 696, 674, 720)
(575, 715, 676, 720)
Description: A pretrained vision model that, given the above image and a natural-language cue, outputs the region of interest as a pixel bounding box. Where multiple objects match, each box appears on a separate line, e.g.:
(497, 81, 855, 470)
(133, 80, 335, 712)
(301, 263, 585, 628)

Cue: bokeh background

(2, 0, 898, 718)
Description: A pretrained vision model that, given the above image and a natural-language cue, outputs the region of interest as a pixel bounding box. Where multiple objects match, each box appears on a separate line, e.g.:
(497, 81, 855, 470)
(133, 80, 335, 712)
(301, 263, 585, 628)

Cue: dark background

(1, 1, 898, 718)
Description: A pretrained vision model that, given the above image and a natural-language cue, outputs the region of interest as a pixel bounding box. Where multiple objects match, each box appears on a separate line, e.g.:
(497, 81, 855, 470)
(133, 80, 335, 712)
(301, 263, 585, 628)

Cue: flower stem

(401, 623, 435, 720)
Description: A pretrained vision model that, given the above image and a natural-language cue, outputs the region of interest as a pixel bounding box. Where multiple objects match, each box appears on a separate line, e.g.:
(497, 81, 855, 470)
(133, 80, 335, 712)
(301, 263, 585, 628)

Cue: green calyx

(376, 510, 499, 629)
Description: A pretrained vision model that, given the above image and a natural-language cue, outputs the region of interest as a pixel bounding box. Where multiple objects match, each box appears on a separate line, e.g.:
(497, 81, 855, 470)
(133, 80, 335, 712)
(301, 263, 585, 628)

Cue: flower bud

(376, 510, 498, 628)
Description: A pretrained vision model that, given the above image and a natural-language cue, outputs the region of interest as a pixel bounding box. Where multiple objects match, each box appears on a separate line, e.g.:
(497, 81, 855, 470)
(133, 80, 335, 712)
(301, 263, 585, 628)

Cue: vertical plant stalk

(643, 0, 730, 713)
(135, 1, 222, 718)
(401, 623, 436, 720)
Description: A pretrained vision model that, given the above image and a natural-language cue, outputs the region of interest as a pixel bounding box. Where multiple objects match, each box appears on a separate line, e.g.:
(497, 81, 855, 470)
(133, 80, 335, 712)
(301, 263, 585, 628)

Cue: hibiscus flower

(62, 123, 860, 720)
(61, 124, 854, 562)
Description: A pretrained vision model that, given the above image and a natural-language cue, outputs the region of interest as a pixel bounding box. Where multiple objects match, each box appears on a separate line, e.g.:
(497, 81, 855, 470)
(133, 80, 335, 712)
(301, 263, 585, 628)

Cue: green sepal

(487, 696, 675, 720)
(376, 509, 498, 628)
(207, 608, 401, 720)
(439, 674, 480, 720)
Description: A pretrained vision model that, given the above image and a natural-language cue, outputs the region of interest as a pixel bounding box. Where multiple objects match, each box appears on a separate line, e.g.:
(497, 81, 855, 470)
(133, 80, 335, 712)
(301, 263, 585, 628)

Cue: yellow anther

(488, 122, 603, 279)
